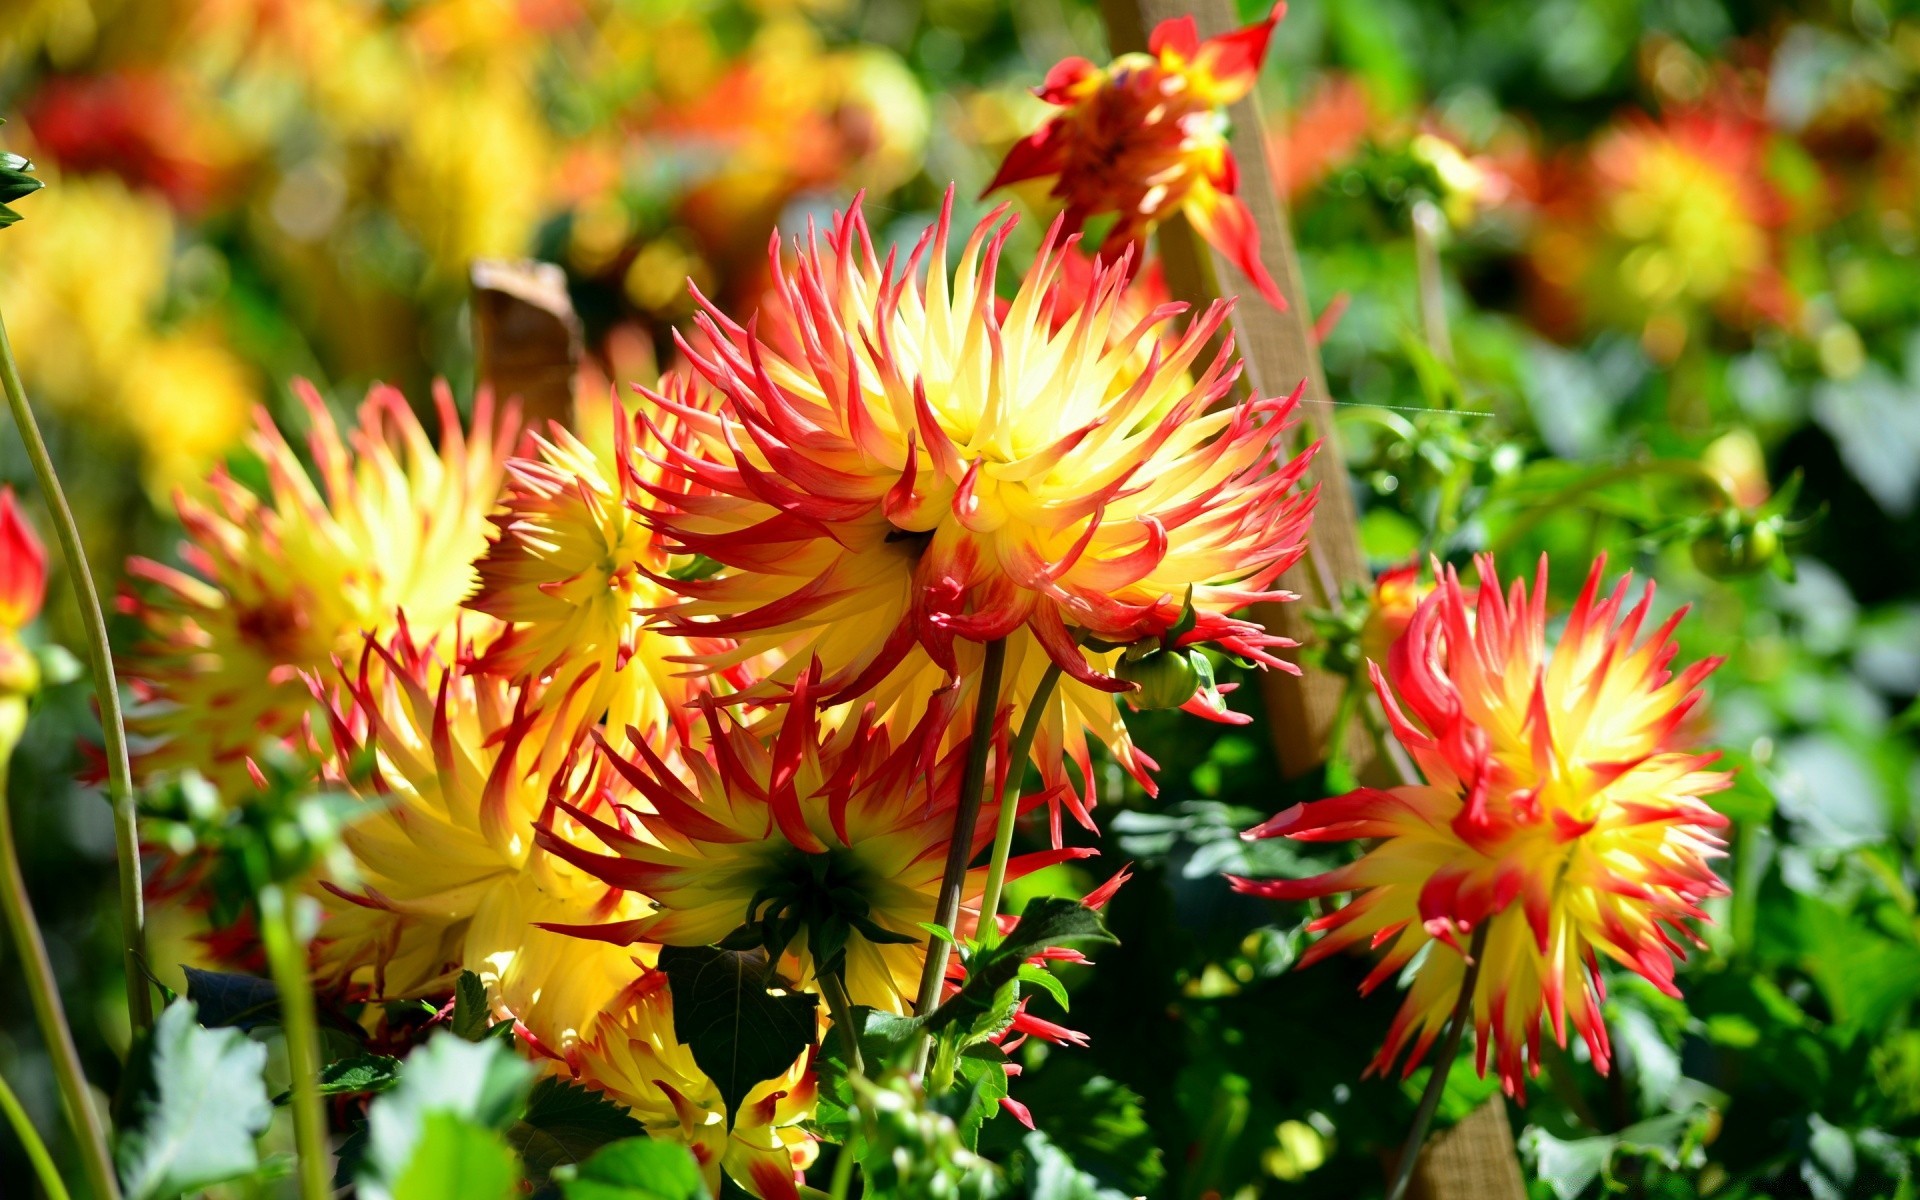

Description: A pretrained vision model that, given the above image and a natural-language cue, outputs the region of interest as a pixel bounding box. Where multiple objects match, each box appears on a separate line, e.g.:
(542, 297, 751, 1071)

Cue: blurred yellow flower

(390, 76, 551, 278)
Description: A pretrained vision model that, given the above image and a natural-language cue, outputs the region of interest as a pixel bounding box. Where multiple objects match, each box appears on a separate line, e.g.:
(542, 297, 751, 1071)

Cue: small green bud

(1691, 509, 1783, 579)
(1116, 647, 1201, 710)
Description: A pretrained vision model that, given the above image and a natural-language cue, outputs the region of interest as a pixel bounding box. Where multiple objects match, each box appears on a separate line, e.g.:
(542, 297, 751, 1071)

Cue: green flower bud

(1116, 647, 1200, 710)
(1691, 510, 1783, 579)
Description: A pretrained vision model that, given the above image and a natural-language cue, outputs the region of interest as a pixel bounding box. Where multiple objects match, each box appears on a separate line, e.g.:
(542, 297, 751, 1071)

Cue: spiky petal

(1230, 555, 1731, 1099)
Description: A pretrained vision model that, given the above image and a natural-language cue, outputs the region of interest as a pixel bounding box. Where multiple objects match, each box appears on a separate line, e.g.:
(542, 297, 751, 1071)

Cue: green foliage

(391, 1113, 521, 1200)
(113, 1000, 273, 1200)
(0, 122, 41, 228)
(657, 945, 818, 1124)
(554, 1138, 712, 1200)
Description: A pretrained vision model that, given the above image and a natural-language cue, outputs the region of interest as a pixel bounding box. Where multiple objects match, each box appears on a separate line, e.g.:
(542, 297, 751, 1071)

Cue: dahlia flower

(1231, 556, 1730, 1097)
(574, 974, 816, 1200)
(467, 407, 717, 746)
(985, 5, 1286, 308)
(310, 631, 647, 1059)
(538, 666, 1091, 1013)
(122, 382, 515, 795)
(640, 196, 1317, 827)
(1531, 104, 1789, 359)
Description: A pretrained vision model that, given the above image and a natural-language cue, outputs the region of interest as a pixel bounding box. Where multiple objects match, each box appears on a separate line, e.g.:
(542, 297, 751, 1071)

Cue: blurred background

(1, 0, 1917, 1196)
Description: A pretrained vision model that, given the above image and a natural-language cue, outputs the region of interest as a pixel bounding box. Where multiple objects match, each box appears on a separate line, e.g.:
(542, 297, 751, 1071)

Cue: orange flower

(1231, 556, 1730, 1098)
(538, 666, 1091, 1013)
(121, 383, 516, 795)
(1357, 562, 1429, 668)
(985, 5, 1286, 308)
(638, 196, 1317, 830)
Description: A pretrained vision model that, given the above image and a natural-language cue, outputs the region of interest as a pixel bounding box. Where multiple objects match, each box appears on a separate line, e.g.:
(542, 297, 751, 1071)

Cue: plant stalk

(1385, 922, 1491, 1200)
(0, 1065, 71, 1200)
(0, 746, 120, 1200)
(975, 662, 1064, 933)
(1411, 200, 1454, 368)
(820, 966, 863, 1079)
(909, 638, 1007, 1073)
(0, 310, 150, 1033)
(257, 883, 330, 1200)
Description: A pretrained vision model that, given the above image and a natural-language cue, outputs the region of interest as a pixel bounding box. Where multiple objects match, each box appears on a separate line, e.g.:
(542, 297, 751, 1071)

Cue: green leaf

(657, 945, 817, 1126)
(950, 1045, 1010, 1150)
(1016, 963, 1070, 1013)
(1022, 1130, 1131, 1200)
(182, 967, 281, 1030)
(114, 999, 273, 1200)
(275, 1053, 402, 1104)
(391, 1113, 519, 1200)
(358, 1033, 533, 1200)
(452, 969, 494, 1040)
(508, 1077, 646, 1182)
(554, 1137, 711, 1200)
(1521, 1108, 1709, 1200)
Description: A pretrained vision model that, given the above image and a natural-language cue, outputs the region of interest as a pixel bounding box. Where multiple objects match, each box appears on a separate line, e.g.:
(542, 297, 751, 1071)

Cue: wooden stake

(471, 259, 583, 430)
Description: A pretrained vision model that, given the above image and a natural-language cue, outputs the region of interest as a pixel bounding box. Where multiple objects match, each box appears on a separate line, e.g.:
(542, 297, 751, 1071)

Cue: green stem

(975, 662, 1064, 935)
(909, 639, 1007, 1073)
(827, 1135, 857, 1200)
(258, 884, 329, 1200)
(820, 967, 863, 1079)
(0, 1065, 71, 1200)
(1489, 458, 1737, 556)
(1410, 200, 1453, 368)
(0, 738, 120, 1200)
(0, 309, 149, 1034)
(1385, 923, 1490, 1200)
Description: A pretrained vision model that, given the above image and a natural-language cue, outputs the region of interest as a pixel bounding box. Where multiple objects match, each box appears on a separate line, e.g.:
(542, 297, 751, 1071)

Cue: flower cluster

(1233, 557, 1731, 1097)
(115, 175, 1320, 1190)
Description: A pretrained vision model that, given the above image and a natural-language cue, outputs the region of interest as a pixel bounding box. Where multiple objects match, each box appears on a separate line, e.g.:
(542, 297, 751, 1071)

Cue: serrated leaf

(391, 1112, 519, 1200)
(358, 1034, 533, 1200)
(182, 966, 281, 1030)
(555, 1137, 711, 1200)
(508, 1077, 646, 1182)
(452, 969, 493, 1040)
(950, 1045, 1010, 1150)
(275, 1053, 401, 1104)
(114, 999, 273, 1200)
(658, 946, 817, 1126)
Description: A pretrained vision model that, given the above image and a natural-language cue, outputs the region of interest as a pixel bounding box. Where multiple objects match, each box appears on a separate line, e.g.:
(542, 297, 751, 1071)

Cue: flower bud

(1116, 647, 1200, 710)
(1690, 509, 1782, 579)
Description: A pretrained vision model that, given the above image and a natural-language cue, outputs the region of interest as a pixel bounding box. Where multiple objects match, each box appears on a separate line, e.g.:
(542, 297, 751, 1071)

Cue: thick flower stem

(0, 1065, 71, 1200)
(1385, 922, 1491, 1200)
(975, 661, 1064, 934)
(0, 750, 120, 1200)
(257, 884, 330, 1200)
(910, 638, 1008, 1073)
(0, 310, 150, 1034)
(821, 966, 863, 1079)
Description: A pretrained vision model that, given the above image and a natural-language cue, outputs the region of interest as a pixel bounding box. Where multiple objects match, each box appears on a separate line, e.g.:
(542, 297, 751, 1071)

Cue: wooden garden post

(471, 258, 583, 431)
(1093, 3, 1526, 1195)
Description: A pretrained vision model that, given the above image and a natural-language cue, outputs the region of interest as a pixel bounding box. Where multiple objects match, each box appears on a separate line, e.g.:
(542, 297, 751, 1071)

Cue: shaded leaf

(555, 1137, 711, 1200)
(657, 945, 817, 1125)
(182, 967, 280, 1030)
(275, 1053, 402, 1105)
(934, 899, 1116, 1033)
(508, 1077, 646, 1182)
(115, 999, 273, 1200)
(453, 969, 494, 1041)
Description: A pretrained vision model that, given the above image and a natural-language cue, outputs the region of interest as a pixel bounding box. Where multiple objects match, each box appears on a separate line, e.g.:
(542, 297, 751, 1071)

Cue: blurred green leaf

(391, 1112, 519, 1200)
(358, 1033, 533, 1200)
(554, 1138, 710, 1200)
(114, 1000, 273, 1200)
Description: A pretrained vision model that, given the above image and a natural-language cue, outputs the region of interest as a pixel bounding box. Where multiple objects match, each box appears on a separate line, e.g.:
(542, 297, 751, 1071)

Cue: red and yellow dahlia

(573, 974, 817, 1200)
(985, 5, 1286, 308)
(122, 383, 517, 795)
(1231, 556, 1730, 1097)
(538, 667, 1090, 1013)
(639, 196, 1317, 828)
(467, 407, 721, 746)
(311, 631, 648, 1060)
